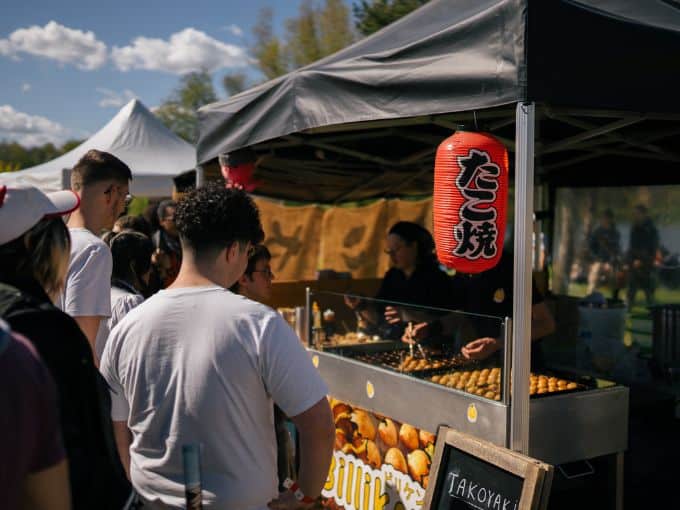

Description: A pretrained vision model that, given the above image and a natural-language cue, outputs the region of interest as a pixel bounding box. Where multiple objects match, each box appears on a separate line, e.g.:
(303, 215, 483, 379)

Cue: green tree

(222, 72, 248, 96)
(286, 0, 322, 68)
(0, 139, 83, 170)
(353, 0, 429, 36)
(319, 0, 355, 56)
(251, 1, 355, 80)
(252, 7, 289, 80)
(155, 70, 217, 143)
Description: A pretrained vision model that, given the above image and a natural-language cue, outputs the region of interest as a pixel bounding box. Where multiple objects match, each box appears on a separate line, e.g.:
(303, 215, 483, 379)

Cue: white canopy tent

(2, 99, 196, 197)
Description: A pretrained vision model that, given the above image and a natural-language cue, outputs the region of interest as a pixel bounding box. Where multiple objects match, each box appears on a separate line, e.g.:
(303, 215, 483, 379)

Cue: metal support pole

(195, 165, 205, 188)
(502, 318, 513, 449)
(305, 287, 312, 347)
(511, 102, 535, 455)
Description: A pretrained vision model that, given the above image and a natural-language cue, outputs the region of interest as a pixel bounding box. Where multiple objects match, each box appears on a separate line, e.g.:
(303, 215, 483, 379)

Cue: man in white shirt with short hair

(58, 149, 132, 363)
(100, 184, 334, 510)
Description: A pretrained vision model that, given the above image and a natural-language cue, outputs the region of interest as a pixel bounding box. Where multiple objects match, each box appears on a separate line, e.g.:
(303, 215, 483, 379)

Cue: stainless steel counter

(311, 349, 629, 465)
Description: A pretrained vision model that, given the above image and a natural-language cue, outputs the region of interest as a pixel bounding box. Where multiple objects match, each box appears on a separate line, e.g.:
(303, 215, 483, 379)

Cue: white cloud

(112, 28, 248, 74)
(224, 24, 244, 37)
(96, 88, 137, 108)
(0, 105, 69, 146)
(21, 83, 31, 93)
(0, 21, 107, 70)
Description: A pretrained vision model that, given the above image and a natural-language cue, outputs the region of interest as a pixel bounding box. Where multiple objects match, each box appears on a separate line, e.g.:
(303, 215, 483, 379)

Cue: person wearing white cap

(0, 184, 132, 510)
(58, 149, 132, 362)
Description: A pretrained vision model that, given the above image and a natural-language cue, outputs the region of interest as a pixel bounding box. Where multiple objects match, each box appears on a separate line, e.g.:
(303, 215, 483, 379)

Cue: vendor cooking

(345, 221, 453, 338)
(404, 252, 555, 368)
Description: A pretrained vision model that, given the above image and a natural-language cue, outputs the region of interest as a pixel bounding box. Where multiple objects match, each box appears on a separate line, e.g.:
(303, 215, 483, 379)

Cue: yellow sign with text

(323, 451, 426, 510)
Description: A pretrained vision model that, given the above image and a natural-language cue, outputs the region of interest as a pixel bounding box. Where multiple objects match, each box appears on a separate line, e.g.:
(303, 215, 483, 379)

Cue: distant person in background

(626, 204, 659, 307)
(0, 321, 71, 510)
(586, 209, 621, 298)
(95, 231, 153, 360)
(152, 199, 181, 287)
(142, 202, 162, 234)
(113, 214, 152, 237)
(59, 149, 133, 361)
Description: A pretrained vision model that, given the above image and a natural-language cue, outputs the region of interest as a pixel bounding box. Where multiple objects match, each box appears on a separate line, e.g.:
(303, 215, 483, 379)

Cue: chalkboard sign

(422, 428, 553, 510)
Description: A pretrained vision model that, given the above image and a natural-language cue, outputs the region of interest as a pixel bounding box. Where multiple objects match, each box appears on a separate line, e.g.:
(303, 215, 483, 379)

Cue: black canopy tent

(197, 0, 680, 465)
(197, 0, 680, 203)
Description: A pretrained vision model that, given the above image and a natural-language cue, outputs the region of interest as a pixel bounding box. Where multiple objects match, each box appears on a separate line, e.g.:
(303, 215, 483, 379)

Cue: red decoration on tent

(433, 130, 509, 273)
(221, 163, 261, 192)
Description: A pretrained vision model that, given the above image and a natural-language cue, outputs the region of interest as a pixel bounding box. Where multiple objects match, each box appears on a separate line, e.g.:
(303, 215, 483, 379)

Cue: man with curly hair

(100, 184, 334, 510)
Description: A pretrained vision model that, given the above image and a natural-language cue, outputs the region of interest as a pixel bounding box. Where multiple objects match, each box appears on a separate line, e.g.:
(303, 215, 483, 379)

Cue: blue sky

(1, 0, 348, 146)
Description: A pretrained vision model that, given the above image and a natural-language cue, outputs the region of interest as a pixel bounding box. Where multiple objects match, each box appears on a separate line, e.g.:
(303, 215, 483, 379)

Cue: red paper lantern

(433, 129, 509, 273)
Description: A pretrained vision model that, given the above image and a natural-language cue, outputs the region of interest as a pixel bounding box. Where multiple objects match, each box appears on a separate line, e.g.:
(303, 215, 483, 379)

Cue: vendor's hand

(461, 337, 501, 360)
(410, 322, 430, 342)
(268, 491, 315, 510)
(344, 295, 361, 310)
(384, 306, 402, 325)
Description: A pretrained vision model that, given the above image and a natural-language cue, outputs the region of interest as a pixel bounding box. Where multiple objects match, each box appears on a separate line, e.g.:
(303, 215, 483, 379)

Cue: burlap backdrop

(253, 197, 324, 281)
(318, 199, 390, 278)
(253, 197, 433, 280)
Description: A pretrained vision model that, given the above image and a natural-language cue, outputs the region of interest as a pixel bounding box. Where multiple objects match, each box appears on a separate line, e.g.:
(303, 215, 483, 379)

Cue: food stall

(197, 1, 680, 508)
(303, 292, 627, 510)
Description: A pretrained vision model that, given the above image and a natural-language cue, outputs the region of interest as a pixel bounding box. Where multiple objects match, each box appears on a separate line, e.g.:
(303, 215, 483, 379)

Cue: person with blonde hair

(0, 184, 131, 510)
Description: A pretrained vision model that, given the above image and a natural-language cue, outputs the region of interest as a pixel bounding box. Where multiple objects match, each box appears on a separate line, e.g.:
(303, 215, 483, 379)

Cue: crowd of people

(0, 149, 334, 510)
(582, 205, 660, 306)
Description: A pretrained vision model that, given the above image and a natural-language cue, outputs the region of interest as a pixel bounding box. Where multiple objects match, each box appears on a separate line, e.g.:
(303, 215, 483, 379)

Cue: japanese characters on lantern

(433, 131, 509, 273)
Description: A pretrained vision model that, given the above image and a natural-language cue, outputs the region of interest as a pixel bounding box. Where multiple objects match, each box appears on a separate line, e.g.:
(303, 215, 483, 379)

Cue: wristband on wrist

(283, 479, 315, 504)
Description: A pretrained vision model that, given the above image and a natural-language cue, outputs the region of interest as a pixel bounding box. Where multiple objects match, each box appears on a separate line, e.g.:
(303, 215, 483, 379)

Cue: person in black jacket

(345, 221, 452, 338)
(0, 185, 131, 510)
(626, 204, 659, 307)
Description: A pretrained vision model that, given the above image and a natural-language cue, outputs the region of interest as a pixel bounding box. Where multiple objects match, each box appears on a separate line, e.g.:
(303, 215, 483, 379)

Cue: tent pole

(511, 102, 535, 455)
(195, 165, 205, 188)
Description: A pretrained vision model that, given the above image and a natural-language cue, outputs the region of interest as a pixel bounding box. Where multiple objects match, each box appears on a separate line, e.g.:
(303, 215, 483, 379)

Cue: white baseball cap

(0, 184, 80, 246)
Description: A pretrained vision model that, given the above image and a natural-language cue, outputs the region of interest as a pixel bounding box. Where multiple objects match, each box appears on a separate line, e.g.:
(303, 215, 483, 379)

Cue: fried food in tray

(326, 332, 386, 346)
(429, 368, 586, 400)
(352, 351, 475, 373)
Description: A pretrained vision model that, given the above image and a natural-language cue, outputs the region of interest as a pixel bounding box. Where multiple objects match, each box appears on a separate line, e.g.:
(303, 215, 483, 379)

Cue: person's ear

(225, 243, 239, 263)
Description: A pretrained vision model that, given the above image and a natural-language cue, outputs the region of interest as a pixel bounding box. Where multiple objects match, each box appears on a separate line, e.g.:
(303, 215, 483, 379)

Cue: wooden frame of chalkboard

(422, 427, 554, 510)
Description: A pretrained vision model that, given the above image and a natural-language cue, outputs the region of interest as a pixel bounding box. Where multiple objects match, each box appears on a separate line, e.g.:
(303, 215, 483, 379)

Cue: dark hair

(157, 200, 177, 221)
(388, 221, 437, 266)
(114, 215, 152, 237)
(634, 204, 648, 214)
(71, 149, 132, 190)
(175, 183, 264, 254)
(142, 202, 161, 233)
(602, 209, 614, 220)
(108, 231, 153, 290)
(0, 217, 71, 299)
(230, 245, 271, 293)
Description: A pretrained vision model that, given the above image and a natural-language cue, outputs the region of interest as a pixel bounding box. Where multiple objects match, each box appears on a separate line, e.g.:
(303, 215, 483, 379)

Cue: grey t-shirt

(100, 286, 328, 510)
(57, 228, 112, 318)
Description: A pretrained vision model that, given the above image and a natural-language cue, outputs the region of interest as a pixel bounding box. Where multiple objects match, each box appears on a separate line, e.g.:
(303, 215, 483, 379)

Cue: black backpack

(0, 283, 131, 510)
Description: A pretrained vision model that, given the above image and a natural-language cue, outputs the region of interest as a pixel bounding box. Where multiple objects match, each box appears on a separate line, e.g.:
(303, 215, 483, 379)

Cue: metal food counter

(310, 348, 628, 465)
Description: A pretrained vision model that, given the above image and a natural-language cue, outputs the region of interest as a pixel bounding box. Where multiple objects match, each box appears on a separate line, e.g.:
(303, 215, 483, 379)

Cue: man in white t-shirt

(100, 185, 334, 510)
(58, 149, 132, 362)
